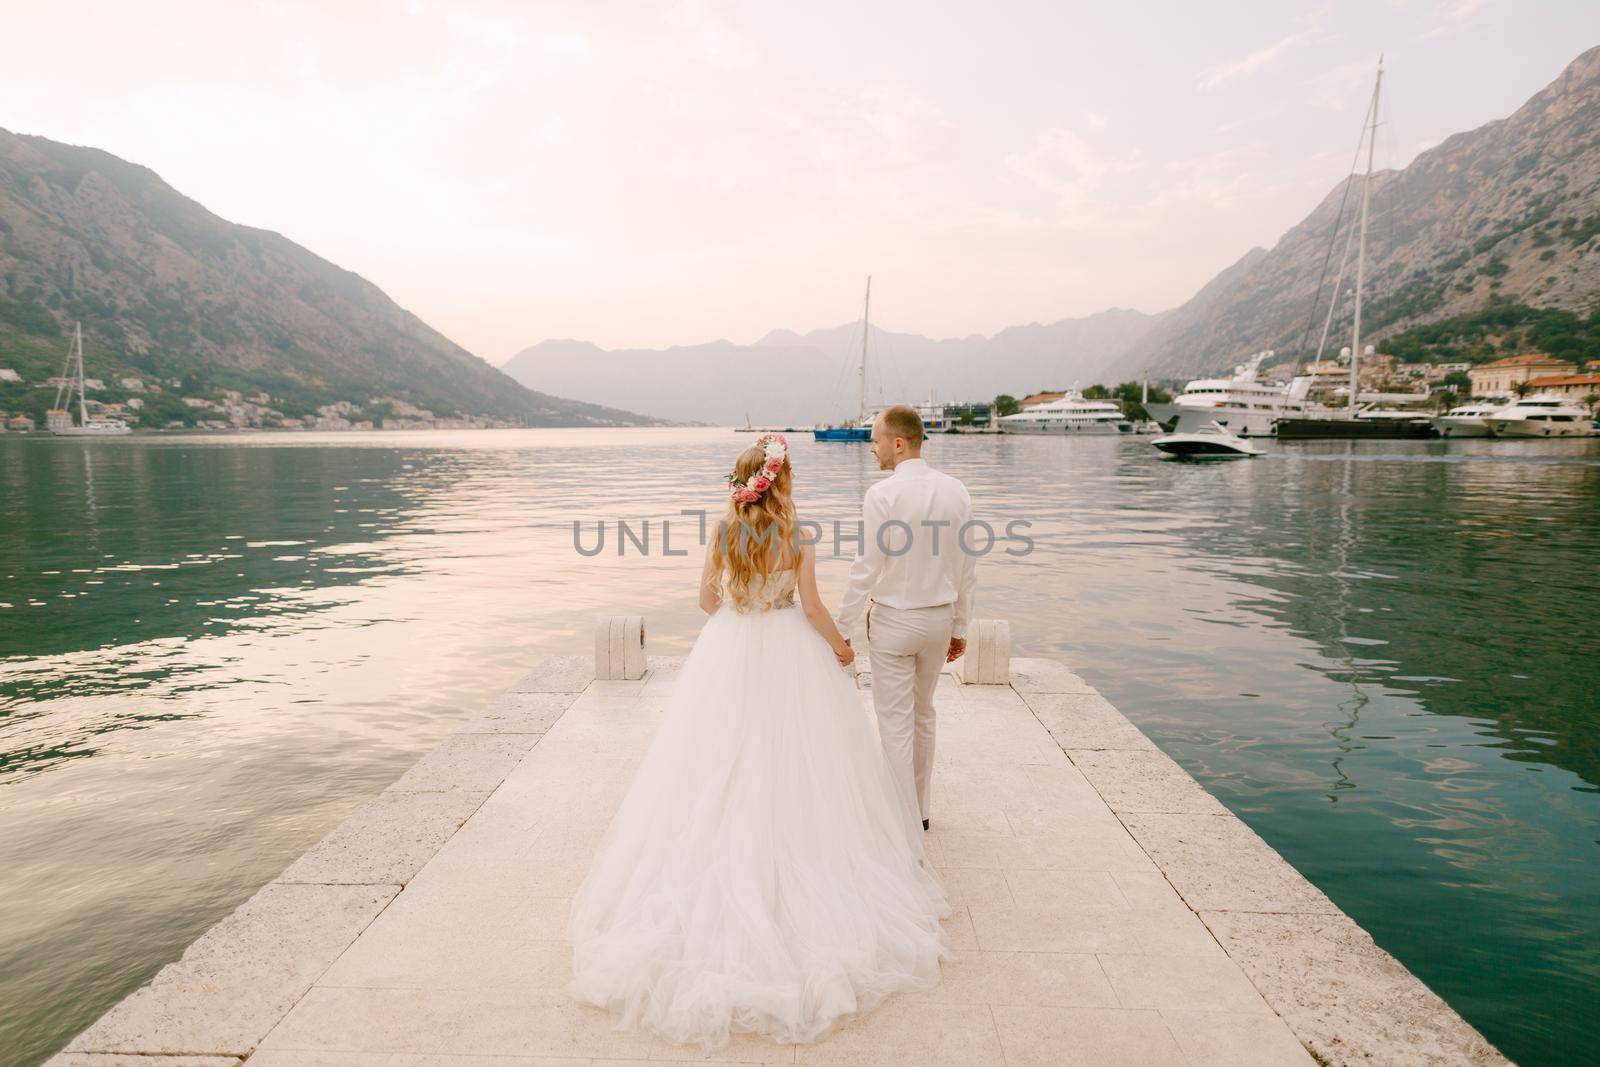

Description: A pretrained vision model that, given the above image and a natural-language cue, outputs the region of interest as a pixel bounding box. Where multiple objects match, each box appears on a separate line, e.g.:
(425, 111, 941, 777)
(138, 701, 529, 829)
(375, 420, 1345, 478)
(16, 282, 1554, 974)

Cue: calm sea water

(1, 427, 1597, 1066)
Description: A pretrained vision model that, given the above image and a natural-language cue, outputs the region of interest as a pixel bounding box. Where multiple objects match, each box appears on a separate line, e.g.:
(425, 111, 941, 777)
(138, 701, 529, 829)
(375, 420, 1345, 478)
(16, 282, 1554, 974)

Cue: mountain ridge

(0, 129, 665, 427)
(502, 306, 1165, 426)
(507, 47, 1600, 410)
(1116, 46, 1600, 378)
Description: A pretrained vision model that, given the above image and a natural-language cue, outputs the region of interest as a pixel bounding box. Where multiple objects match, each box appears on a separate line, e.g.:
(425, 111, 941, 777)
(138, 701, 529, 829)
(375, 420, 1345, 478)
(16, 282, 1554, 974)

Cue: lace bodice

(721, 566, 798, 613)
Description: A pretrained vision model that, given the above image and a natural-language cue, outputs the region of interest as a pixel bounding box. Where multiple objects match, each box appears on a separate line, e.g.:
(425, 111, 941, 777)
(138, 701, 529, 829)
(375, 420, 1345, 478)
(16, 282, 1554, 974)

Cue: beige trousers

(866, 600, 954, 824)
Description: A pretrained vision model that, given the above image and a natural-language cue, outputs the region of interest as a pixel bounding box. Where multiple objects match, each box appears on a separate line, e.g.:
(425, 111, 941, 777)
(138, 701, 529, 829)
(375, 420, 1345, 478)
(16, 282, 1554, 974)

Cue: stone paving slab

(1200, 910, 1510, 1067)
(461, 691, 583, 734)
(48, 653, 1508, 1067)
(1027, 691, 1161, 752)
(1008, 657, 1099, 694)
(384, 732, 545, 794)
(246, 660, 1324, 1066)
(61, 883, 398, 1058)
(506, 655, 595, 694)
(1117, 812, 1343, 915)
(1007, 658, 1508, 1067)
(1064, 748, 1232, 815)
(50, 1058, 242, 1067)
(276, 789, 490, 886)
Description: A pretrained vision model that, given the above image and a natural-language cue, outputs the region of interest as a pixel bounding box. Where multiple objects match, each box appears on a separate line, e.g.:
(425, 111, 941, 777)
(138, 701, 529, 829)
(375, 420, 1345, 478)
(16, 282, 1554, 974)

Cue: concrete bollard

(595, 615, 647, 680)
(959, 618, 1010, 685)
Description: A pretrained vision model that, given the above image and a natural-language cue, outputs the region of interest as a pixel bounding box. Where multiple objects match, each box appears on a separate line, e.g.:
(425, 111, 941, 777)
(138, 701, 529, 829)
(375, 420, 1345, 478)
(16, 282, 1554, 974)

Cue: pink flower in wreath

(764, 456, 782, 474)
(752, 475, 772, 492)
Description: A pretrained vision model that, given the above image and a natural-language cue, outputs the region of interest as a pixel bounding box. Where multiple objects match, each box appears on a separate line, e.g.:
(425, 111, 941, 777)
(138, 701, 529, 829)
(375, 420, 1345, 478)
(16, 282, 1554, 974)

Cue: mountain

(0, 129, 664, 427)
(1118, 46, 1600, 379)
(503, 308, 1161, 426)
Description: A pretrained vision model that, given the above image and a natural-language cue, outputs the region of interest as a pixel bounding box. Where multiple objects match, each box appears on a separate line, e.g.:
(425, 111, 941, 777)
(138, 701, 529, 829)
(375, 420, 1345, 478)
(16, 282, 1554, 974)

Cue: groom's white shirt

(836, 457, 976, 639)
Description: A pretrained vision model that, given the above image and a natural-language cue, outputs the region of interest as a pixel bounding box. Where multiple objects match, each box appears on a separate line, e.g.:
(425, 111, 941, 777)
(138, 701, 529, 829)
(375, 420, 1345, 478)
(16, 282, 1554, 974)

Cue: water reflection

(1132, 438, 1600, 1063)
(0, 429, 1597, 1065)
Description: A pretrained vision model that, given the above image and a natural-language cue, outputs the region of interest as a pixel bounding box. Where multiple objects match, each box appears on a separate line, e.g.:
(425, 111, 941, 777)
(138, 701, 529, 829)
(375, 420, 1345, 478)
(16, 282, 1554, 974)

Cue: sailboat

(813, 277, 874, 442)
(47, 323, 131, 437)
(1274, 58, 1434, 441)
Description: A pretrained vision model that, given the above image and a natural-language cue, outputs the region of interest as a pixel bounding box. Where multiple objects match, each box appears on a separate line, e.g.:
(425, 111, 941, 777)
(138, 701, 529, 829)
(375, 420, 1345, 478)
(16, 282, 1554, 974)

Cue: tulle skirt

(566, 600, 952, 1049)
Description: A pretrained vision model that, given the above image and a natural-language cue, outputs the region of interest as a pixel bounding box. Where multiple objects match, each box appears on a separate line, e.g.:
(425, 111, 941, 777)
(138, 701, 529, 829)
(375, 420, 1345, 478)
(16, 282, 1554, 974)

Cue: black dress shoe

(922, 818, 930, 831)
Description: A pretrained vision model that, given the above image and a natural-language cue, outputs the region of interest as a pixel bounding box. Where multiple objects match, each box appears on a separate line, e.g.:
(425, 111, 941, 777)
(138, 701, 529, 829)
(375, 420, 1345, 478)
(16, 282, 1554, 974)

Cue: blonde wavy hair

(710, 442, 798, 611)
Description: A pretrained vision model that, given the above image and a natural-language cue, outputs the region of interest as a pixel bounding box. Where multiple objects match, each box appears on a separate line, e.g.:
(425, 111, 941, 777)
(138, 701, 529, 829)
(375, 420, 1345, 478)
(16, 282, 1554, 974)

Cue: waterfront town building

(1524, 372, 1600, 401)
(1468, 355, 1578, 397)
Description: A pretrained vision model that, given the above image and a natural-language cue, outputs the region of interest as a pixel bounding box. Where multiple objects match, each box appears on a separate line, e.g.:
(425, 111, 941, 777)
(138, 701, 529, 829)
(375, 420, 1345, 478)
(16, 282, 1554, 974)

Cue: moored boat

(1431, 401, 1507, 438)
(47, 323, 131, 437)
(997, 391, 1132, 434)
(1151, 420, 1264, 457)
(814, 278, 874, 442)
(1481, 394, 1599, 438)
(1271, 62, 1436, 444)
(1275, 407, 1436, 439)
(1142, 351, 1317, 437)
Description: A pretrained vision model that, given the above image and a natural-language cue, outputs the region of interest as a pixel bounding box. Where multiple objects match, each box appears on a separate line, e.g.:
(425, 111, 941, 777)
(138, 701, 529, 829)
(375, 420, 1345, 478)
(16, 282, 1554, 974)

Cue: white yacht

(1480, 394, 1598, 438)
(1151, 420, 1264, 458)
(1142, 351, 1316, 438)
(1431, 401, 1508, 438)
(998, 391, 1131, 434)
(47, 323, 132, 437)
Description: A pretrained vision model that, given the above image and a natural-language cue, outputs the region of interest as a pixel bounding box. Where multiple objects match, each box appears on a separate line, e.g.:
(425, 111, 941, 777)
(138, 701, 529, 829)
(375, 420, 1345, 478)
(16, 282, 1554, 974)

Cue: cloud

(1305, 57, 1381, 110)
(1004, 128, 1136, 224)
(666, 0, 758, 67)
(1214, 103, 1289, 135)
(1150, 146, 1261, 212)
(1422, 0, 1494, 39)
(539, 34, 594, 58)
(1, 0, 1568, 356)
(1198, 19, 1327, 91)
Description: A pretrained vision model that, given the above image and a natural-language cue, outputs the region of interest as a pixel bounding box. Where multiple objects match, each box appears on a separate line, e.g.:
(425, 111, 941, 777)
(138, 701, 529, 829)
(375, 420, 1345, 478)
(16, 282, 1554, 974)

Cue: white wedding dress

(566, 566, 952, 1049)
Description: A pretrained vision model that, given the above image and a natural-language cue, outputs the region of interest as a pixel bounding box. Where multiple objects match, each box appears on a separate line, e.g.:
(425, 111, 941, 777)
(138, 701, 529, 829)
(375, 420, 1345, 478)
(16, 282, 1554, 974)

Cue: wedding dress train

(566, 567, 951, 1049)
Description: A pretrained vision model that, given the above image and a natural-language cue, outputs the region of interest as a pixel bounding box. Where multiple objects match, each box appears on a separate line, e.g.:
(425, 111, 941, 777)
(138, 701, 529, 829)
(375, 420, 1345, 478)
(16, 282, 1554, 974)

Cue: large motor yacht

(1430, 401, 1509, 438)
(998, 391, 1132, 434)
(1480, 394, 1598, 438)
(1141, 351, 1315, 438)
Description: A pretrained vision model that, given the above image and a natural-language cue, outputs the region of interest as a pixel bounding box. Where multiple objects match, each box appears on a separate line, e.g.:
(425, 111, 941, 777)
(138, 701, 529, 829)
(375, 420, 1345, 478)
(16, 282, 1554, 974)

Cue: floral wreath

(727, 433, 788, 503)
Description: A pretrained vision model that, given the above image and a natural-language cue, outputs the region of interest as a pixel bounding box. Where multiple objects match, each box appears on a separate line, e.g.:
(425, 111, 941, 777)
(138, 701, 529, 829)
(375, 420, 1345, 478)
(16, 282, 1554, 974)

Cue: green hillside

(1378, 301, 1600, 366)
(0, 129, 665, 429)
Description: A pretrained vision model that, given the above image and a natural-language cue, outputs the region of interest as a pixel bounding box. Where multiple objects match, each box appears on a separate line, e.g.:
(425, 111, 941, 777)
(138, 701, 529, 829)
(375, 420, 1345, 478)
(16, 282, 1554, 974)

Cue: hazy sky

(5, 2, 1598, 361)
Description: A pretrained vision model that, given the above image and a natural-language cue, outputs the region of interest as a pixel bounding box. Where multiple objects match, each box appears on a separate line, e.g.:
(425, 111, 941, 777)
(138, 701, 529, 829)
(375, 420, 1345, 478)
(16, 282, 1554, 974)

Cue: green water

(1, 428, 1597, 1065)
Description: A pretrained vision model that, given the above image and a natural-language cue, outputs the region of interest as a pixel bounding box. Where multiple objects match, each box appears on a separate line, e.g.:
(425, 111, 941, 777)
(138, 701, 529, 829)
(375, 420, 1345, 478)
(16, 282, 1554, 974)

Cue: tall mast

(75, 322, 89, 427)
(1349, 58, 1382, 412)
(859, 276, 871, 424)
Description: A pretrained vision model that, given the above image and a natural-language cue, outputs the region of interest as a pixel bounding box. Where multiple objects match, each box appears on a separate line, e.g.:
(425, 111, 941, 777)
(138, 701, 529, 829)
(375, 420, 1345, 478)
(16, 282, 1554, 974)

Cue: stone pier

(49, 652, 1507, 1066)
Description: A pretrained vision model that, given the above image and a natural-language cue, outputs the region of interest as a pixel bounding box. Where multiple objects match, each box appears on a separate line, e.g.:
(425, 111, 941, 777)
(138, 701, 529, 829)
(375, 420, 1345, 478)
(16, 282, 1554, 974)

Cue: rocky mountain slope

(504, 308, 1161, 426)
(0, 130, 662, 426)
(1119, 46, 1600, 379)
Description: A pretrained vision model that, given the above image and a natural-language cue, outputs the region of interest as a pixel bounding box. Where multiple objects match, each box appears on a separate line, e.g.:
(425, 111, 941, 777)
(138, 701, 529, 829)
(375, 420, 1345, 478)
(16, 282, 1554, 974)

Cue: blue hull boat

(813, 426, 872, 442)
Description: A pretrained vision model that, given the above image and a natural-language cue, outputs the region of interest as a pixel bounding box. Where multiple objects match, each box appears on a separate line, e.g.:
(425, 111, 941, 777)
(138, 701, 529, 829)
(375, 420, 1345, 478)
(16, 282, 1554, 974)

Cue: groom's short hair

(879, 404, 924, 448)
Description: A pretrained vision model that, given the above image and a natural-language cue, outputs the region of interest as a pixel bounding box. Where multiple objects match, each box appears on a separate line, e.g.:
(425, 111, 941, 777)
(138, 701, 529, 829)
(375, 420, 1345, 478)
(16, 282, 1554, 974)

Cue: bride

(566, 433, 951, 1049)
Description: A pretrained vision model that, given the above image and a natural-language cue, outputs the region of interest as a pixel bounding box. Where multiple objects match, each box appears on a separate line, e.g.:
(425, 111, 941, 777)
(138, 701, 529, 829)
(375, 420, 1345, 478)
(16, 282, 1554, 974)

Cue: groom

(837, 405, 976, 832)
